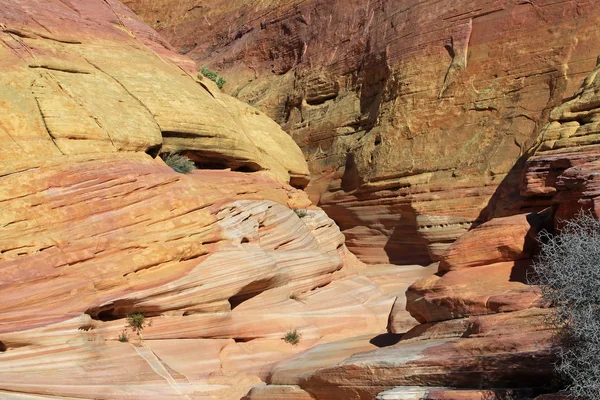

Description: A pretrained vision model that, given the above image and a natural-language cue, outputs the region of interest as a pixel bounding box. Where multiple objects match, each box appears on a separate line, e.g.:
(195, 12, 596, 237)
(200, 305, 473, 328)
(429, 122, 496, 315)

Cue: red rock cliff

(0, 1, 433, 398)
(125, 0, 600, 264)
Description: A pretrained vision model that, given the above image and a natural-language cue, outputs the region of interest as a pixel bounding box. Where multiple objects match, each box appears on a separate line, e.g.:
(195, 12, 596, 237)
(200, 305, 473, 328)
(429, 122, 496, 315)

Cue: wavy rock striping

(125, 0, 600, 264)
(0, 0, 309, 186)
(241, 61, 600, 397)
(0, 154, 421, 399)
(0, 0, 417, 398)
(6, 1, 600, 399)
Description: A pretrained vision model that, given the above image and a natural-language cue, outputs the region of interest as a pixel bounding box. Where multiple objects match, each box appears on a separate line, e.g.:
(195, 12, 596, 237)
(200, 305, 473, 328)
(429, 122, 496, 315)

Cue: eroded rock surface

(0, 1, 435, 398)
(0, 153, 415, 399)
(244, 61, 600, 400)
(522, 61, 600, 222)
(0, 0, 309, 186)
(125, 0, 600, 264)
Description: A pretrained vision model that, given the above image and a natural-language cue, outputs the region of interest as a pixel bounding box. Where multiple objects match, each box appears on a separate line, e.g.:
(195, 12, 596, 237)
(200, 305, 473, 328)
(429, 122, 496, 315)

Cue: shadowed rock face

(240, 51, 600, 400)
(124, 0, 600, 264)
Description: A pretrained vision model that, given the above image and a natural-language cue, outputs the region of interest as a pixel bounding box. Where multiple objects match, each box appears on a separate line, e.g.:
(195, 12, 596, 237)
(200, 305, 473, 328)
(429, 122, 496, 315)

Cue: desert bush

(201, 66, 226, 89)
(163, 152, 196, 174)
(200, 66, 218, 81)
(127, 312, 146, 337)
(530, 210, 600, 399)
(294, 209, 308, 218)
(283, 329, 300, 345)
(118, 330, 129, 343)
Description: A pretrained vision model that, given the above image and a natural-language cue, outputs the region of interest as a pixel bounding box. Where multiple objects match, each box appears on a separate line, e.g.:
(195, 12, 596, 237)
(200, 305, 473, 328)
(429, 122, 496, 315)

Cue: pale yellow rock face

(0, 0, 309, 186)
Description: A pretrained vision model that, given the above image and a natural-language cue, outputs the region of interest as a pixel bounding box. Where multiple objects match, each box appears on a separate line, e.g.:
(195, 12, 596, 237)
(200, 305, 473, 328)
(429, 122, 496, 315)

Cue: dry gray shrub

(530, 210, 600, 399)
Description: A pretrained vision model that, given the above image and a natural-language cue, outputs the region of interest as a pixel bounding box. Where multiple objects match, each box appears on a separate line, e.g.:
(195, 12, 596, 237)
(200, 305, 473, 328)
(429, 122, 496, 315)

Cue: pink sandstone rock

(0, 154, 419, 399)
(438, 213, 545, 272)
(406, 260, 543, 324)
(279, 309, 554, 399)
(125, 0, 600, 265)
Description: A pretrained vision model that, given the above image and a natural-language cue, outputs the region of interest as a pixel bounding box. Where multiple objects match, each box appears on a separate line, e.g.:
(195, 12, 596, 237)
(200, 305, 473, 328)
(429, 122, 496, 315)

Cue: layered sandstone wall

(125, 0, 600, 264)
(4, 1, 600, 399)
(0, 1, 435, 398)
(241, 53, 600, 400)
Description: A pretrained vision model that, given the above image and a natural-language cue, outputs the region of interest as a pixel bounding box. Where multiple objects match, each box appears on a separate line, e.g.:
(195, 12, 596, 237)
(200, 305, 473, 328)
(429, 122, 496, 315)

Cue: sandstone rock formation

(5, 0, 600, 398)
(125, 0, 600, 264)
(0, 154, 429, 399)
(0, 1, 437, 399)
(522, 61, 600, 222)
(241, 50, 600, 400)
(242, 205, 556, 399)
(0, 0, 309, 186)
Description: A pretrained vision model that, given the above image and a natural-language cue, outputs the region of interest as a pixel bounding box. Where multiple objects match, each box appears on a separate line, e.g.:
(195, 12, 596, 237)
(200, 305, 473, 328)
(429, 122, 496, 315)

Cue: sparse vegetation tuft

(530, 210, 600, 399)
(200, 66, 226, 89)
(118, 330, 129, 343)
(294, 209, 308, 218)
(127, 312, 146, 337)
(283, 329, 300, 345)
(163, 152, 196, 174)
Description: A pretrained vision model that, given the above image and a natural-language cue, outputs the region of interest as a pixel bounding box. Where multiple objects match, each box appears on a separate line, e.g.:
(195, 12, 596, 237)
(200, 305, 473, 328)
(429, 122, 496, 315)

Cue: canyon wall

(125, 0, 600, 264)
(4, 0, 600, 399)
(241, 59, 600, 400)
(0, 1, 433, 398)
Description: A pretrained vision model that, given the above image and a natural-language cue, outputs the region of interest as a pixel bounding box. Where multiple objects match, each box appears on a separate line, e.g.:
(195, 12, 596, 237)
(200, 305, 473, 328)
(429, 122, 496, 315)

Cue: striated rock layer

(125, 0, 600, 264)
(242, 55, 600, 400)
(0, 0, 310, 186)
(0, 0, 437, 399)
(0, 154, 430, 399)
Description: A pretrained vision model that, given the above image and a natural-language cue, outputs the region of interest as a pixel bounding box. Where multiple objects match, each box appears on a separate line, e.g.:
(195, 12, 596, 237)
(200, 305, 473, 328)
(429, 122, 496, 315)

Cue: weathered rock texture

(242, 57, 600, 400)
(0, 154, 429, 399)
(522, 61, 600, 222)
(0, 1, 437, 399)
(0, 0, 309, 186)
(244, 206, 556, 399)
(6, 0, 600, 398)
(125, 0, 600, 264)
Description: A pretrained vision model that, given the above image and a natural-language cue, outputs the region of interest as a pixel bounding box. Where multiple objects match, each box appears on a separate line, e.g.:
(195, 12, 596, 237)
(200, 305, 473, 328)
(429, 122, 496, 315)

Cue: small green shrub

(127, 312, 146, 336)
(283, 329, 300, 345)
(289, 293, 299, 301)
(163, 152, 196, 174)
(200, 66, 226, 89)
(294, 209, 308, 218)
(201, 66, 219, 81)
(118, 330, 129, 343)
